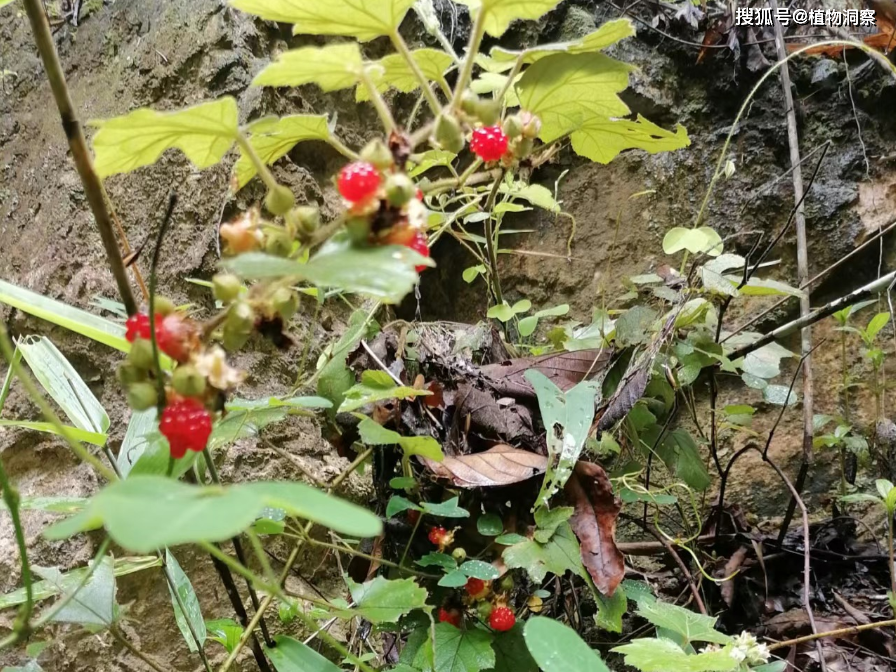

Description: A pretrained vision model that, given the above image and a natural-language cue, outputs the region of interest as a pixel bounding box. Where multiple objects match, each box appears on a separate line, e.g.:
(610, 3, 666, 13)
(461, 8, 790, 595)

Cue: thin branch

(483, 170, 507, 306)
(0, 453, 33, 637)
(767, 618, 896, 652)
(22, 0, 137, 315)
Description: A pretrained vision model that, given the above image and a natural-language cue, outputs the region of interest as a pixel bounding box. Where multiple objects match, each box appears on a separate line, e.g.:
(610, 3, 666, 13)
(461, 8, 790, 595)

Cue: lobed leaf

(253, 44, 363, 91)
(612, 638, 738, 672)
(266, 634, 342, 672)
(571, 115, 690, 164)
(524, 617, 610, 672)
(235, 114, 330, 188)
(359, 48, 453, 101)
(347, 576, 429, 623)
(456, 0, 563, 37)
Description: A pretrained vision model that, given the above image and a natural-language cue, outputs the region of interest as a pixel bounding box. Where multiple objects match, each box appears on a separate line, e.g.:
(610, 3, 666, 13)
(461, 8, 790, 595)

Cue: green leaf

(231, 0, 416, 41)
(733, 277, 805, 298)
(524, 617, 610, 672)
(503, 522, 584, 582)
(35, 555, 117, 627)
(655, 429, 710, 491)
(421, 497, 469, 518)
(612, 638, 738, 672)
(458, 560, 499, 580)
(128, 437, 198, 480)
(495, 533, 527, 545)
(206, 618, 243, 654)
(867, 312, 891, 342)
(499, 184, 561, 213)
(663, 227, 721, 257)
(571, 115, 690, 164)
(224, 238, 432, 304)
(487, 304, 515, 322)
(635, 600, 731, 644)
(386, 495, 422, 519)
(491, 623, 537, 672)
(357, 417, 444, 460)
(456, 0, 562, 37)
(490, 19, 635, 65)
(410, 150, 457, 178)
(763, 384, 798, 406)
(340, 370, 431, 412)
(742, 342, 793, 380)
(0, 556, 160, 610)
(165, 550, 206, 652)
(235, 114, 330, 187)
(517, 316, 539, 337)
(18, 336, 109, 435)
(46, 477, 382, 552)
(254, 44, 362, 92)
(117, 409, 159, 478)
(516, 52, 631, 143)
(533, 506, 573, 542)
(438, 569, 469, 588)
(0, 421, 106, 447)
(360, 48, 453, 101)
(317, 309, 372, 413)
(0, 280, 129, 351)
(266, 635, 343, 672)
(477, 513, 503, 536)
(595, 585, 627, 633)
(348, 576, 429, 623)
(432, 622, 495, 672)
(208, 406, 290, 450)
(525, 371, 598, 507)
(615, 305, 657, 347)
(416, 553, 457, 570)
(0, 495, 87, 515)
(91, 98, 238, 177)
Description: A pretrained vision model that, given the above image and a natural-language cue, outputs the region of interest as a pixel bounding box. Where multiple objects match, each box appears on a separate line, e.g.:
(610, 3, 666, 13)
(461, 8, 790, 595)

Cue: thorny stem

(450, 7, 486, 110)
(0, 451, 33, 637)
(110, 627, 167, 672)
(483, 170, 507, 306)
(360, 67, 397, 134)
(0, 323, 116, 482)
(22, 0, 137, 316)
(390, 29, 441, 114)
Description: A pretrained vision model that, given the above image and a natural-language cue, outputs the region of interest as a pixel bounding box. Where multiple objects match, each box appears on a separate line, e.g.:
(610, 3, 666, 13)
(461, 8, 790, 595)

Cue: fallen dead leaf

(564, 461, 624, 596)
(422, 444, 547, 488)
(479, 349, 613, 398)
(719, 546, 748, 606)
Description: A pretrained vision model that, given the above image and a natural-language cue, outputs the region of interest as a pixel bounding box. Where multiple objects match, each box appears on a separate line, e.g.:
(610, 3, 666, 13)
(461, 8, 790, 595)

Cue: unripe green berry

(213, 274, 242, 304)
(460, 91, 480, 116)
(502, 115, 523, 139)
(290, 206, 320, 234)
(345, 217, 371, 245)
(265, 231, 293, 257)
(154, 296, 176, 317)
(172, 365, 207, 397)
(227, 302, 255, 333)
(265, 185, 296, 216)
(271, 287, 299, 322)
(514, 137, 534, 159)
(475, 100, 501, 127)
(498, 575, 514, 592)
(434, 113, 465, 154)
(360, 139, 394, 170)
(451, 547, 467, 562)
(127, 338, 156, 370)
(127, 382, 158, 411)
(117, 362, 146, 386)
(476, 601, 493, 619)
(222, 325, 251, 352)
(385, 174, 416, 207)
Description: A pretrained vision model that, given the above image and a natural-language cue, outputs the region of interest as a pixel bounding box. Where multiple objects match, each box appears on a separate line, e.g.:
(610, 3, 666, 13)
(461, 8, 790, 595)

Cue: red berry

(159, 398, 213, 459)
(407, 231, 430, 273)
(465, 578, 486, 598)
(125, 313, 154, 343)
(438, 607, 461, 627)
(155, 314, 196, 363)
(470, 126, 509, 162)
(416, 188, 424, 201)
(337, 162, 381, 202)
(489, 606, 515, 632)
(428, 526, 448, 546)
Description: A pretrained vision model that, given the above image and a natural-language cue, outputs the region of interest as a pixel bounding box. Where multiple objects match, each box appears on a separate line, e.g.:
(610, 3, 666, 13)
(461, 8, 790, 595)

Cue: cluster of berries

(336, 139, 431, 271)
(428, 526, 516, 633)
(432, 93, 542, 167)
(220, 205, 320, 259)
(119, 303, 245, 459)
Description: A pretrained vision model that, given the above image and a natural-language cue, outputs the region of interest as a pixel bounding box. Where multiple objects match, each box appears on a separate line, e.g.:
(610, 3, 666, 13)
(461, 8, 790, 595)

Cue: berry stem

(483, 170, 507, 307)
(390, 29, 442, 115)
(360, 67, 397, 134)
(450, 6, 486, 111)
(235, 131, 281, 193)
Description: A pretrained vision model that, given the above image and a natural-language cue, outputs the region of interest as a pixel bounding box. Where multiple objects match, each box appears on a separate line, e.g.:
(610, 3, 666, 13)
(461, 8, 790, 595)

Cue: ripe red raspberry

(428, 526, 448, 546)
(465, 577, 487, 599)
(125, 313, 154, 343)
(470, 126, 509, 162)
(337, 162, 381, 202)
(407, 231, 430, 272)
(489, 606, 515, 632)
(155, 314, 197, 363)
(438, 607, 461, 627)
(159, 398, 213, 459)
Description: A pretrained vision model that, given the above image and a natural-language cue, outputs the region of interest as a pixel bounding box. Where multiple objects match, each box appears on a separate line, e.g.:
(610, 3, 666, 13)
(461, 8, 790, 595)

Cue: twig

(0, 451, 33, 637)
(109, 627, 167, 672)
(767, 618, 896, 652)
(22, 0, 137, 316)
(770, 4, 817, 577)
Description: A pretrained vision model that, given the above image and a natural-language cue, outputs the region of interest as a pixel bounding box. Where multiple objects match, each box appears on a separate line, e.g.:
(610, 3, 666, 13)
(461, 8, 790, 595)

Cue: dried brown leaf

(564, 461, 624, 596)
(422, 444, 547, 488)
(597, 368, 648, 431)
(718, 546, 748, 606)
(479, 349, 612, 399)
